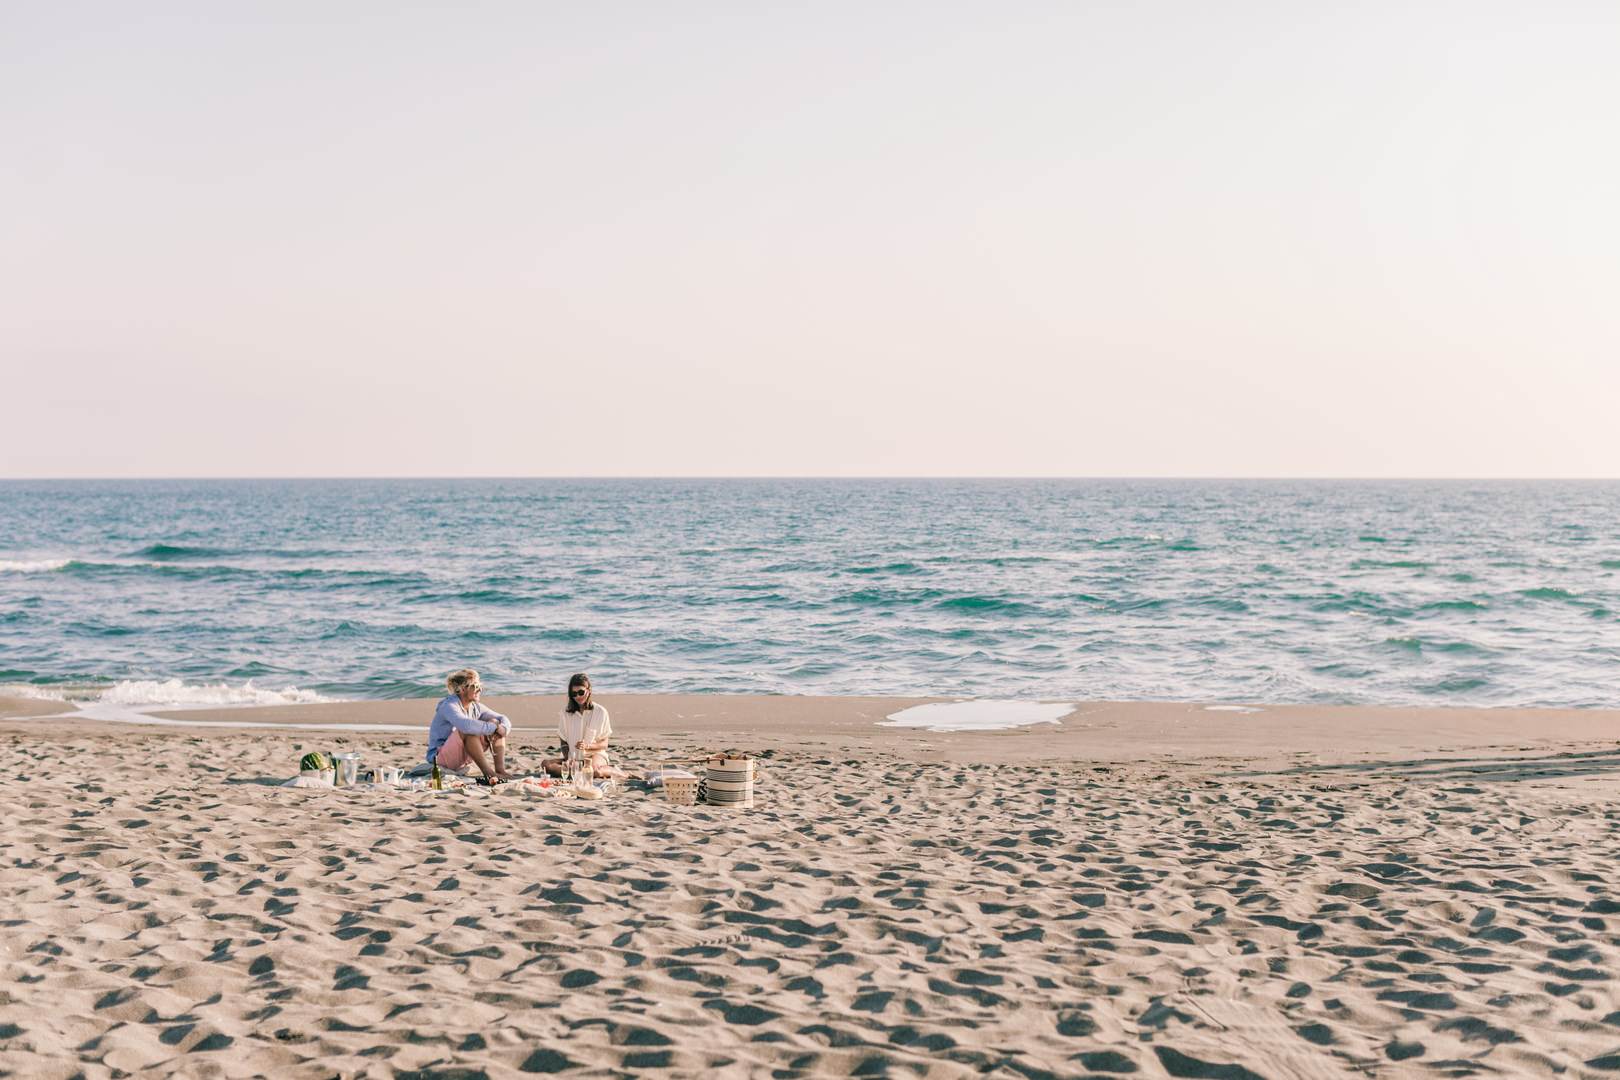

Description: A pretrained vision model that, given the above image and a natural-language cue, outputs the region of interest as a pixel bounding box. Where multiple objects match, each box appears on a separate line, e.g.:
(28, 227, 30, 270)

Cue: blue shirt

(425, 694, 509, 764)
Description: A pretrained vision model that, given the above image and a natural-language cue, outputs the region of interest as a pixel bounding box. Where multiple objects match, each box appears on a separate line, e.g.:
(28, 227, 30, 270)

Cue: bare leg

(490, 733, 514, 779)
(460, 735, 496, 781)
(540, 739, 572, 778)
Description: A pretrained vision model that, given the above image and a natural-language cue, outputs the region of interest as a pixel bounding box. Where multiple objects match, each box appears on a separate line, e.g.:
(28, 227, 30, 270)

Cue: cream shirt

(558, 705, 611, 757)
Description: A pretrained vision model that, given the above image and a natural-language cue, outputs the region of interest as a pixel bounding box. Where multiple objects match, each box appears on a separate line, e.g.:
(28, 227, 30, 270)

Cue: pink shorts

(435, 730, 488, 770)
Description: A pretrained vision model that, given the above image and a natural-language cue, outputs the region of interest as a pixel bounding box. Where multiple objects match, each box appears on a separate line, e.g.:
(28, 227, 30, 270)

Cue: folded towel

(644, 768, 698, 788)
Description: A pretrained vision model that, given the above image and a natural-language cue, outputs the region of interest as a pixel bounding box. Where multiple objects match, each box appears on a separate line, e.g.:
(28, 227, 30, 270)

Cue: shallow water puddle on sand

(880, 700, 1073, 732)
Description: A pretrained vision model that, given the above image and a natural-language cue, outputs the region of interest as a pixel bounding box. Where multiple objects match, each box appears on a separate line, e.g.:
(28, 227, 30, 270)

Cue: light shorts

(436, 729, 487, 770)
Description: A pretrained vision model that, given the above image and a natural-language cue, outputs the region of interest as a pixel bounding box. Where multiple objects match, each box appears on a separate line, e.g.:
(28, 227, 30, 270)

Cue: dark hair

(565, 672, 593, 714)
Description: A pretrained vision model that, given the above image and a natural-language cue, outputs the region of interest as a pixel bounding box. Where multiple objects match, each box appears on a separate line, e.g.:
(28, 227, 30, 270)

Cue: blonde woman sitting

(426, 669, 514, 785)
(543, 673, 624, 780)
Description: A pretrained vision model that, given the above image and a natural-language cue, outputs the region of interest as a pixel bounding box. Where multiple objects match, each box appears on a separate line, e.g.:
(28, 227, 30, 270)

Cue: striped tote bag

(701, 755, 755, 808)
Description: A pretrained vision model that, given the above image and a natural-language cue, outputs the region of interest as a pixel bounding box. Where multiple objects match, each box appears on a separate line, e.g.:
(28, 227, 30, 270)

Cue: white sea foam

(1204, 705, 1262, 714)
(0, 684, 73, 701)
(8, 680, 341, 731)
(3, 680, 333, 713)
(881, 700, 1072, 732)
(4, 679, 343, 728)
(0, 557, 70, 573)
(97, 679, 333, 708)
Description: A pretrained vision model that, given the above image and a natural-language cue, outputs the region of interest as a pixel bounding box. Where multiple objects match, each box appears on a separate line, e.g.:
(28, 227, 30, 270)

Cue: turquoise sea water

(1, 479, 1617, 708)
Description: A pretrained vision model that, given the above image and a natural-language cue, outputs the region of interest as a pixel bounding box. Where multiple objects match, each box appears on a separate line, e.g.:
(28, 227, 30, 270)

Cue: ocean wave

(1382, 637, 1488, 655)
(58, 559, 420, 586)
(0, 558, 70, 573)
(834, 587, 948, 608)
(464, 589, 534, 605)
(129, 543, 349, 561)
(1417, 599, 1487, 614)
(847, 561, 928, 575)
(65, 622, 137, 638)
(280, 568, 432, 587)
(2, 680, 329, 707)
(96, 679, 333, 707)
(455, 625, 592, 643)
(396, 588, 533, 606)
(1191, 596, 1249, 613)
(1112, 597, 1170, 613)
(319, 676, 442, 700)
(1421, 676, 1491, 694)
(500, 626, 589, 642)
(130, 543, 230, 561)
(782, 661, 839, 680)
(226, 661, 292, 679)
(935, 595, 1043, 616)
(722, 591, 791, 605)
(1091, 535, 1163, 548)
(966, 554, 1060, 568)
(1311, 591, 1406, 617)
(1518, 587, 1581, 603)
(1311, 662, 1375, 679)
(664, 636, 733, 655)
(58, 560, 258, 581)
(312, 620, 439, 641)
(0, 683, 73, 701)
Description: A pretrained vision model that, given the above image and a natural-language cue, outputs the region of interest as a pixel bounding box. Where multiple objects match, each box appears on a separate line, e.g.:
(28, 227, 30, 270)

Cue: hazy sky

(3, 2, 1616, 478)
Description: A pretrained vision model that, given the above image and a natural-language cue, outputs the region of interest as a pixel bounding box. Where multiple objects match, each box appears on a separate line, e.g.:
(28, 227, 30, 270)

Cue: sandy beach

(4, 694, 1620, 1078)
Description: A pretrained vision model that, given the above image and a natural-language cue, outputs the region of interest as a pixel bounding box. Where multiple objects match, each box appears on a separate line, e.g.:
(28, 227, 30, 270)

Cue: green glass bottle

(431, 761, 442, 790)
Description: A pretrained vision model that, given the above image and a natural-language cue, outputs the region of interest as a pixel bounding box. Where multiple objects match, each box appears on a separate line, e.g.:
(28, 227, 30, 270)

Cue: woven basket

(663, 777, 699, 805)
(703, 756, 755, 808)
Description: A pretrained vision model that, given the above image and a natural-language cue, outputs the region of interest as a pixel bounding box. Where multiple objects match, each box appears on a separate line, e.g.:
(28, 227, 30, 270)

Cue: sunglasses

(467, 684, 482, 692)
(571, 689, 589, 698)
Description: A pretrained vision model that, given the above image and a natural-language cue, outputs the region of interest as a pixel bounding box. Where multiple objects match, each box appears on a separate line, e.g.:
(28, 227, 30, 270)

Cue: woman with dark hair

(542, 673, 622, 779)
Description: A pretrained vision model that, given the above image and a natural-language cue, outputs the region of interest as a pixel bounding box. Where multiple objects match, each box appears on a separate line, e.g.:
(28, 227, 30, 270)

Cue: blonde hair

(446, 668, 480, 694)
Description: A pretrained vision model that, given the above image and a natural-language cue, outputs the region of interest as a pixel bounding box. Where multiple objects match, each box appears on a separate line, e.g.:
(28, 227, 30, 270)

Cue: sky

(3, 2, 1616, 478)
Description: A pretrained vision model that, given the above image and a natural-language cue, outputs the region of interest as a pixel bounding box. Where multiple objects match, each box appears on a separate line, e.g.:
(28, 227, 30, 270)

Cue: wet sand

(4, 694, 1620, 1077)
(15, 692, 1620, 769)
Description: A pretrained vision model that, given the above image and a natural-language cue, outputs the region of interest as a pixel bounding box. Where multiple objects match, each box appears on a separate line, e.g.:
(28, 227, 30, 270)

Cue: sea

(1, 479, 1617, 711)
